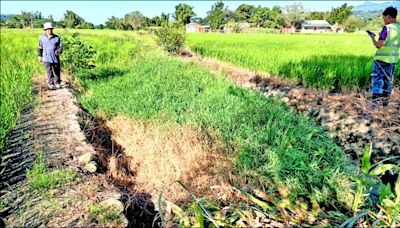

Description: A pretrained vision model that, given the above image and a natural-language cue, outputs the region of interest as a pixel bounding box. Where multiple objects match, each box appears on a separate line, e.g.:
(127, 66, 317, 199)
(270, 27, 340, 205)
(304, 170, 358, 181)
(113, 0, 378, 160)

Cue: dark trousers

(44, 62, 61, 85)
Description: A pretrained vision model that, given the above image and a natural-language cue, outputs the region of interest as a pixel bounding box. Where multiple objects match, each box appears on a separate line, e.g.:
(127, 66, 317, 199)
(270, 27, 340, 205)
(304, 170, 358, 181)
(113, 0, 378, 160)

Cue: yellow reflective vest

(374, 23, 400, 64)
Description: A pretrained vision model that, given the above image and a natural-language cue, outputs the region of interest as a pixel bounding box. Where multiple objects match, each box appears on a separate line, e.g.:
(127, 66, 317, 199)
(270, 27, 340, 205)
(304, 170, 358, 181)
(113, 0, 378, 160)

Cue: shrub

(61, 33, 96, 73)
(155, 23, 186, 54)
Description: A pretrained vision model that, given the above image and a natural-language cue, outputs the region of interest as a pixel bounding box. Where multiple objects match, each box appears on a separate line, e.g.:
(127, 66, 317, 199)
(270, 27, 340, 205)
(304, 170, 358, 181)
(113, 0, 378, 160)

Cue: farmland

(0, 30, 42, 152)
(1, 29, 398, 226)
(187, 33, 399, 91)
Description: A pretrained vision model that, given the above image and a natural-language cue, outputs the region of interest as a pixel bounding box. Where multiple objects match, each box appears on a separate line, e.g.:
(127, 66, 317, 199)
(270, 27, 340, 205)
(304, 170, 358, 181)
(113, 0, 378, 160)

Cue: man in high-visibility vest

(367, 6, 399, 108)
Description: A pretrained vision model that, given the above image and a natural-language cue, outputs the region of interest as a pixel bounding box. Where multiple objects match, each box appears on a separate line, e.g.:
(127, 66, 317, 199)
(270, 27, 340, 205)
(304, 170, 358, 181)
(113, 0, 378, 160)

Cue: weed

(342, 144, 400, 227)
(0, 201, 6, 210)
(26, 151, 76, 192)
(88, 204, 122, 223)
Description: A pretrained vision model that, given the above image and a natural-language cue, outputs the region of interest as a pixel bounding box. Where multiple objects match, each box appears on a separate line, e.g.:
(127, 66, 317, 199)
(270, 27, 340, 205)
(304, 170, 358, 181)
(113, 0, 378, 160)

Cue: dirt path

(181, 50, 400, 164)
(0, 75, 157, 227)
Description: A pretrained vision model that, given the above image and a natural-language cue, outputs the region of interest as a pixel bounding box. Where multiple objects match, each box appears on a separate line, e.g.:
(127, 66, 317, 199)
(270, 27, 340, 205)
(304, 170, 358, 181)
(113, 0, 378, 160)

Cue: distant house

(186, 23, 210, 33)
(186, 23, 201, 33)
(300, 20, 333, 33)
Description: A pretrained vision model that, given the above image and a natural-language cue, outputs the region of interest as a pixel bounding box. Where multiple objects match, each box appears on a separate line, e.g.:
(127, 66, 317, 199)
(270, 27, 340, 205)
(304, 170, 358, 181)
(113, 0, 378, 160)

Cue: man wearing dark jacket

(38, 22, 63, 90)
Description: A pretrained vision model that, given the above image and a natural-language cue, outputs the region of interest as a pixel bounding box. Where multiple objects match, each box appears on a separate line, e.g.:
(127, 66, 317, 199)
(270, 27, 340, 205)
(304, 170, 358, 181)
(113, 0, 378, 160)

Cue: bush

(155, 23, 186, 54)
(61, 33, 96, 73)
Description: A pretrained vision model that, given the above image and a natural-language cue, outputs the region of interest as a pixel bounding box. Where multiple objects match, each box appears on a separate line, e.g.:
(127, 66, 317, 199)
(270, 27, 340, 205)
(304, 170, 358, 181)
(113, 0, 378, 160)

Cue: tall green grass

(0, 30, 42, 152)
(187, 33, 399, 91)
(75, 33, 354, 210)
(0, 30, 355, 217)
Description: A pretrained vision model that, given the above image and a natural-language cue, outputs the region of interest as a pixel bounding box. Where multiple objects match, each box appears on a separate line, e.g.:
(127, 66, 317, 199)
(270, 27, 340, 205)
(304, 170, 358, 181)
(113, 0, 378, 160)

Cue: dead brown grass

(106, 116, 232, 203)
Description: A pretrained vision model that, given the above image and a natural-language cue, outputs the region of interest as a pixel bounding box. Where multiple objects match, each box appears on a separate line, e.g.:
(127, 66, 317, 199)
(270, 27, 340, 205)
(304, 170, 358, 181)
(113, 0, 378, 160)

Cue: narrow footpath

(0, 75, 157, 227)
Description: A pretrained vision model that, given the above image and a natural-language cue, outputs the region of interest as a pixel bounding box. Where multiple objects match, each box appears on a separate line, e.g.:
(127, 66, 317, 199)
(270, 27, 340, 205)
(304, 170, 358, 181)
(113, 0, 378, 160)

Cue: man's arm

(55, 37, 62, 55)
(370, 36, 385, 48)
(369, 26, 387, 49)
(38, 37, 43, 62)
(59, 37, 62, 53)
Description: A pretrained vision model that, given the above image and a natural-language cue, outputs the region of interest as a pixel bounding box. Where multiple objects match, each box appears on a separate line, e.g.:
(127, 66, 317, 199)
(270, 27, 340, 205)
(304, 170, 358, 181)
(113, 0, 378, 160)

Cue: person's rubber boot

(382, 92, 389, 107)
(369, 94, 381, 110)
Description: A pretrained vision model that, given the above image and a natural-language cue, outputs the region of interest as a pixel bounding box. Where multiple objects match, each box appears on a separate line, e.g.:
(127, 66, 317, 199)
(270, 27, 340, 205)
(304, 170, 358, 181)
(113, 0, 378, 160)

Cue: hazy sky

(0, 1, 387, 25)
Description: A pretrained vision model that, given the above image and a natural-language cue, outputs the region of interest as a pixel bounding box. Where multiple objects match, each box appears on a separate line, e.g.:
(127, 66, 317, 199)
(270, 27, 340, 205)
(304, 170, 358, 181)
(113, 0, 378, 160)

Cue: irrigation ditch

(78, 108, 161, 227)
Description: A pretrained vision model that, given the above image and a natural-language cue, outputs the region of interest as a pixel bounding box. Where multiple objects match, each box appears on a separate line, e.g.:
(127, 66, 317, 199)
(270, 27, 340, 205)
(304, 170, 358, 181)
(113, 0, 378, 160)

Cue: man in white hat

(38, 22, 63, 90)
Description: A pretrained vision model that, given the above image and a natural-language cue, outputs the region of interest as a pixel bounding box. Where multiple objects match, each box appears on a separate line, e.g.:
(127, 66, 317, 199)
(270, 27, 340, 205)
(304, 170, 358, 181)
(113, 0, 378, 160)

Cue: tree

(142, 17, 151, 27)
(160, 13, 169, 25)
(151, 16, 161, 26)
(250, 6, 270, 28)
(76, 22, 94, 29)
(270, 6, 286, 29)
(105, 16, 125, 30)
(305, 11, 329, 20)
(364, 15, 384, 31)
(62, 10, 85, 28)
(124, 11, 144, 30)
(191, 17, 208, 25)
(3, 10, 45, 28)
(208, 1, 228, 31)
(95, 24, 105, 29)
(174, 3, 196, 25)
(327, 3, 353, 25)
(283, 3, 305, 28)
(19, 11, 32, 28)
(5, 16, 22, 28)
(344, 17, 364, 32)
(234, 4, 256, 22)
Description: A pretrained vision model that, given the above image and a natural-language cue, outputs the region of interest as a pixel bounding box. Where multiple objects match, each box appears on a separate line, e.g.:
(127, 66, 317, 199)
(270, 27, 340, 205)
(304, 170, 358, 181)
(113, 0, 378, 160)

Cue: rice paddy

(187, 33, 399, 91)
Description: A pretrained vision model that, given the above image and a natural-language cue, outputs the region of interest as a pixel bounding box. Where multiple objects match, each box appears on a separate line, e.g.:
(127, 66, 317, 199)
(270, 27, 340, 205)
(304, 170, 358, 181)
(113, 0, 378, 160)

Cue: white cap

(43, 22, 54, 30)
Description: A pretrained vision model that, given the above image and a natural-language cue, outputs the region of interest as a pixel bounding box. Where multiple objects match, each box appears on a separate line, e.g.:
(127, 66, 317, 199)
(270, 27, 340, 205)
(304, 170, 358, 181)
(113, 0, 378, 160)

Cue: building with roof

(300, 20, 333, 33)
(186, 23, 210, 33)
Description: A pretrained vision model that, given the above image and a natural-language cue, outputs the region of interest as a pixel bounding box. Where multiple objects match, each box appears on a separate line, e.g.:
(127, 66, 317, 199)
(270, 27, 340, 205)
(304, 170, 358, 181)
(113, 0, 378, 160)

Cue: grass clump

(26, 151, 75, 192)
(88, 204, 123, 224)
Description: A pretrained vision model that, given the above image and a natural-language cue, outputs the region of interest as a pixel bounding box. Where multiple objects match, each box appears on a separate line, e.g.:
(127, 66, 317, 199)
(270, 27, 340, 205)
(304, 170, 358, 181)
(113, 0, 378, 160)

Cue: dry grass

(107, 116, 232, 203)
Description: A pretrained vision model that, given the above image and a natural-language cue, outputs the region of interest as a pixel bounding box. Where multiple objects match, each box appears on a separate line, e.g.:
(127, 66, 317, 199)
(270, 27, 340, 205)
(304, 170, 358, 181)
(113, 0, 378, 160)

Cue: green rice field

(0, 30, 42, 152)
(187, 33, 399, 91)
